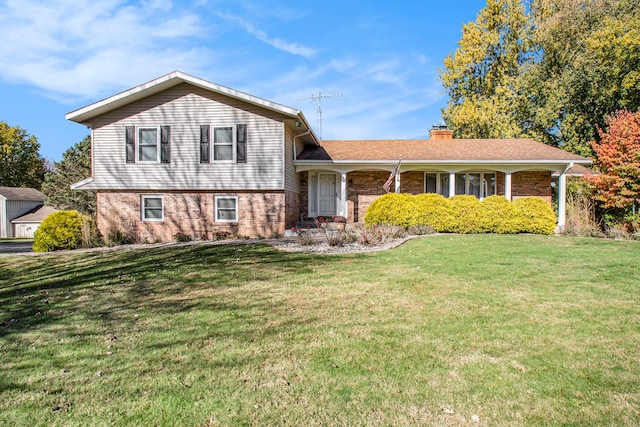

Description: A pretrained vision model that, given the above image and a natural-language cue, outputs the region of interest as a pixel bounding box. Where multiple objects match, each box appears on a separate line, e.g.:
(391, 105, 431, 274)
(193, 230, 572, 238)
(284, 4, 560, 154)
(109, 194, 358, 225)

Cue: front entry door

(318, 173, 337, 216)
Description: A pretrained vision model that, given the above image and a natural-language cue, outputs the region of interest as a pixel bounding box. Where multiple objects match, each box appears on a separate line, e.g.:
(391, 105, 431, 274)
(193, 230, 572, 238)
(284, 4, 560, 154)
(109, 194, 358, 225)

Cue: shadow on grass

(0, 243, 328, 341)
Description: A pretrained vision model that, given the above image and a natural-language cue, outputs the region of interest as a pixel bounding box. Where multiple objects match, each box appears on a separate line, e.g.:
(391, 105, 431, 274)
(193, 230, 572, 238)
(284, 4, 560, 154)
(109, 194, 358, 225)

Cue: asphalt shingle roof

(0, 187, 44, 201)
(297, 139, 590, 162)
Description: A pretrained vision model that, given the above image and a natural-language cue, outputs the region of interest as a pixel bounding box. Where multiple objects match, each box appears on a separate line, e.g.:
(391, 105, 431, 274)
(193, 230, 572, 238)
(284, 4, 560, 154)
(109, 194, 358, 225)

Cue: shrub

(174, 232, 193, 242)
(33, 210, 89, 252)
(412, 193, 454, 232)
(513, 197, 557, 234)
(363, 193, 558, 235)
(449, 195, 484, 234)
(364, 193, 415, 228)
(480, 195, 520, 233)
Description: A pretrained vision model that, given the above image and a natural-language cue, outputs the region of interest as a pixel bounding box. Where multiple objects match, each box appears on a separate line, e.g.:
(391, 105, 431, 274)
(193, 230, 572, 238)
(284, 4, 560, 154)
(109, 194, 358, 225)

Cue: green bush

(513, 197, 557, 234)
(364, 193, 415, 228)
(449, 195, 485, 234)
(33, 210, 91, 252)
(364, 193, 558, 235)
(480, 195, 520, 233)
(412, 193, 454, 232)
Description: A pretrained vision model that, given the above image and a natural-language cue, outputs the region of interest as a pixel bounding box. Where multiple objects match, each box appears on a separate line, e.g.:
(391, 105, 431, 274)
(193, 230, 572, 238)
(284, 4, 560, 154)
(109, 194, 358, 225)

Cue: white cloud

(216, 12, 317, 58)
(0, 0, 208, 100)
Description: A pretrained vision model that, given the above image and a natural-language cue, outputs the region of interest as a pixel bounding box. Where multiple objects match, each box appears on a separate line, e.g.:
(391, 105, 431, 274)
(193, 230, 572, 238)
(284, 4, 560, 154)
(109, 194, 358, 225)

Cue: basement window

(141, 195, 164, 221)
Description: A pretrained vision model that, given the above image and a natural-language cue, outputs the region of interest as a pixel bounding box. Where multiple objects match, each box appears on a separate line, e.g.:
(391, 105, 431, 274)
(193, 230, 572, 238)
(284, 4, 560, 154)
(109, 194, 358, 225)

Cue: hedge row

(364, 194, 556, 234)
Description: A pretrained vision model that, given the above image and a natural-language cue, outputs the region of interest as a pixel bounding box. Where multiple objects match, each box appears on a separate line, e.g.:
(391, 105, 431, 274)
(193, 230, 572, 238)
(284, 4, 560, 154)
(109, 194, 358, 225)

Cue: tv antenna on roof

(301, 91, 345, 140)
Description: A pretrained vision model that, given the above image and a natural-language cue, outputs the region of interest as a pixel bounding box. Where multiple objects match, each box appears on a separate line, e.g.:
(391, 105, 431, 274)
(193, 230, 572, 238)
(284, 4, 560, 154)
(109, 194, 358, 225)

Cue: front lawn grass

(1, 235, 639, 426)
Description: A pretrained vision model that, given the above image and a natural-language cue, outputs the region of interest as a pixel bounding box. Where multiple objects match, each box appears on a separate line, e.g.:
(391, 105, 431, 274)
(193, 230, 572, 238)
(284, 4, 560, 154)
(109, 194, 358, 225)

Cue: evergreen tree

(42, 136, 95, 215)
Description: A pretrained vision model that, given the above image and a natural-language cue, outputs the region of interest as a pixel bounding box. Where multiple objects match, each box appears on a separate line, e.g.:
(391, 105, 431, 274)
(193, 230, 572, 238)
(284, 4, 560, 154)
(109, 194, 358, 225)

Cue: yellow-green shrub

(364, 193, 558, 235)
(364, 193, 415, 228)
(480, 195, 520, 233)
(412, 193, 454, 232)
(33, 210, 90, 252)
(449, 195, 486, 233)
(513, 197, 557, 234)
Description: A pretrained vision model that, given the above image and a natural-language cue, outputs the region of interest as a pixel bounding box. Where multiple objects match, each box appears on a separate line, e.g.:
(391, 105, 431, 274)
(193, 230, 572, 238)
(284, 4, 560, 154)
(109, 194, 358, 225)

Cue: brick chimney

(429, 125, 454, 140)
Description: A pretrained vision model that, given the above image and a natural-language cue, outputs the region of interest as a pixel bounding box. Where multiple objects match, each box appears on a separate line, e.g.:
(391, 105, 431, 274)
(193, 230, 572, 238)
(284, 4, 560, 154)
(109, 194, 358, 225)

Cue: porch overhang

(294, 159, 592, 174)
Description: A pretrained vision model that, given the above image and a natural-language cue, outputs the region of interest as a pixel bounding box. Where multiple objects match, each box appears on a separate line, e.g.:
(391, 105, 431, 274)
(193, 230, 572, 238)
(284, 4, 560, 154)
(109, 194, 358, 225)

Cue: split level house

(68, 71, 592, 242)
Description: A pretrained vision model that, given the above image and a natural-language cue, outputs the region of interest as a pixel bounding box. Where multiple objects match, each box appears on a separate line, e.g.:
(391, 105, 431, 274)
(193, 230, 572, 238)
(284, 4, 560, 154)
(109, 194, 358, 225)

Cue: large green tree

(439, 0, 532, 139)
(440, 0, 640, 155)
(42, 136, 95, 215)
(526, 0, 640, 155)
(0, 121, 45, 188)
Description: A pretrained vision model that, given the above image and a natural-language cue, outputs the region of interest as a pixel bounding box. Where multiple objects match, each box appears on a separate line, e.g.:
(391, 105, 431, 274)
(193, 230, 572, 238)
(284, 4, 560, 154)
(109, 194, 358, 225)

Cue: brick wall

(497, 171, 552, 203)
(399, 171, 424, 194)
(97, 191, 287, 242)
(346, 171, 388, 222)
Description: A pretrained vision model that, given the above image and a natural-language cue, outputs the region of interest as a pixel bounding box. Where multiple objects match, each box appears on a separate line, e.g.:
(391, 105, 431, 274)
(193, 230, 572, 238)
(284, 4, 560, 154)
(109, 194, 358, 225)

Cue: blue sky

(0, 0, 487, 161)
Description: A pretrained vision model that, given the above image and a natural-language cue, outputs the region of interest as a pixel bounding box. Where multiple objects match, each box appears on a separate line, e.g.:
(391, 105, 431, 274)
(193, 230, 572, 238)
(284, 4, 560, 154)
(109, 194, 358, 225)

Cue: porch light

(301, 178, 307, 186)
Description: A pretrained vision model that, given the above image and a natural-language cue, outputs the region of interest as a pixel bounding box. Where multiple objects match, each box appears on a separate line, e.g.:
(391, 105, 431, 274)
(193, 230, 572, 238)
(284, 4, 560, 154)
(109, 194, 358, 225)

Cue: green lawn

(1, 235, 639, 426)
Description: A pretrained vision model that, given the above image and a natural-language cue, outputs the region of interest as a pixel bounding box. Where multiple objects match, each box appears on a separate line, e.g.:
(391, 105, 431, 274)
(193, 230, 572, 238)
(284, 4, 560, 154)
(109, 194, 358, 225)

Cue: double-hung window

(215, 196, 238, 222)
(138, 128, 159, 162)
(200, 124, 247, 163)
(126, 126, 171, 164)
(141, 195, 164, 221)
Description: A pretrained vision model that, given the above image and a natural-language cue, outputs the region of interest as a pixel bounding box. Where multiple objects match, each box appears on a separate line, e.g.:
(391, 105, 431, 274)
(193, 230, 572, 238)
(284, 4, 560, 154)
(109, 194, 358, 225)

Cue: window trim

(214, 195, 238, 222)
(212, 124, 237, 163)
(137, 126, 161, 163)
(141, 194, 164, 222)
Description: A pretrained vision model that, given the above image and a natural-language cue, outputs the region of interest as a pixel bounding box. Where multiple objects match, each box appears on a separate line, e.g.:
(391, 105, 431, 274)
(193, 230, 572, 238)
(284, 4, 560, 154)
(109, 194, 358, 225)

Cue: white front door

(318, 173, 337, 216)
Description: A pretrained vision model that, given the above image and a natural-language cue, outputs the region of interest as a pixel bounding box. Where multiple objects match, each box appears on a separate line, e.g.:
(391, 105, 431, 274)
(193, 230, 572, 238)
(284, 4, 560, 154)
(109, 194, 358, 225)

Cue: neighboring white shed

(11, 205, 58, 238)
(0, 187, 45, 238)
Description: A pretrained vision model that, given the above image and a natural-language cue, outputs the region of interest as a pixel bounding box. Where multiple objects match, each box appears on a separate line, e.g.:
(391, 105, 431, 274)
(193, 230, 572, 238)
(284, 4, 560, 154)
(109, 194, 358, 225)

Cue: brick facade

(345, 171, 389, 222)
(97, 191, 288, 242)
(338, 170, 553, 223)
(496, 171, 552, 204)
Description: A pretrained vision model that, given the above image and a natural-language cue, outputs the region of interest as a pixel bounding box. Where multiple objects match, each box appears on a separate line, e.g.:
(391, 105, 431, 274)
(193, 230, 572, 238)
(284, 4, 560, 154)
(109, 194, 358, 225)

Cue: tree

(0, 121, 45, 188)
(589, 109, 640, 211)
(440, 0, 640, 155)
(440, 0, 532, 139)
(42, 136, 95, 215)
(526, 0, 640, 155)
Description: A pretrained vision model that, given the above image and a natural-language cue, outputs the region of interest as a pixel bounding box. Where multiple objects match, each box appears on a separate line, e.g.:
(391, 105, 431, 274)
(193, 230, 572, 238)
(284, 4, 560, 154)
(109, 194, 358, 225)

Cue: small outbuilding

(11, 205, 58, 238)
(0, 187, 46, 238)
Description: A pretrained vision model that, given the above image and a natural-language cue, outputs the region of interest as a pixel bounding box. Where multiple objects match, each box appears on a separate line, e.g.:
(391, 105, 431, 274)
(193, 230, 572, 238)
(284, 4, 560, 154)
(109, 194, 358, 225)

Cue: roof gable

(66, 71, 307, 125)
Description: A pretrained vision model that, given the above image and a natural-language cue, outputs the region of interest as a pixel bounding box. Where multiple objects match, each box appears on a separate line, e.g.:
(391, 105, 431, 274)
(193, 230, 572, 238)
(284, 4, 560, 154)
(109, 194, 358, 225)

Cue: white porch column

(504, 172, 512, 201)
(395, 169, 401, 193)
(557, 171, 567, 230)
(449, 172, 456, 197)
(340, 172, 347, 217)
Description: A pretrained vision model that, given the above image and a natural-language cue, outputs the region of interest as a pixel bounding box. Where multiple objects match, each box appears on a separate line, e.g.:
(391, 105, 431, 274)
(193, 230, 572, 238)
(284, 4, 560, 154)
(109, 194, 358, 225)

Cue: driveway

(0, 240, 33, 254)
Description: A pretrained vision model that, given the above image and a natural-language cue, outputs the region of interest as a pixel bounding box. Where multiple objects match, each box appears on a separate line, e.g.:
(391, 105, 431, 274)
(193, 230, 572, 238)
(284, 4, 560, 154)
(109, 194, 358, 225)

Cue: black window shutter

(236, 124, 247, 163)
(126, 126, 135, 163)
(160, 126, 171, 163)
(200, 125, 210, 163)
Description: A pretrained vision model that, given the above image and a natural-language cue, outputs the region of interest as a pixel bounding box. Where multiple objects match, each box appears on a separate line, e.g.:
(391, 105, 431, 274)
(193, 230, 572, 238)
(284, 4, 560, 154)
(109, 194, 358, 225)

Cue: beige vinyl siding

(283, 126, 300, 193)
(87, 83, 288, 191)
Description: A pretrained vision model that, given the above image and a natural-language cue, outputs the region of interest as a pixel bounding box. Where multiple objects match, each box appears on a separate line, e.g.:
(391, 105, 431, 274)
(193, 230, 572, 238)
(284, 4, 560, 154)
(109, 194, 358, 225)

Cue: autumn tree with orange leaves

(589, 109, 640, 213)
